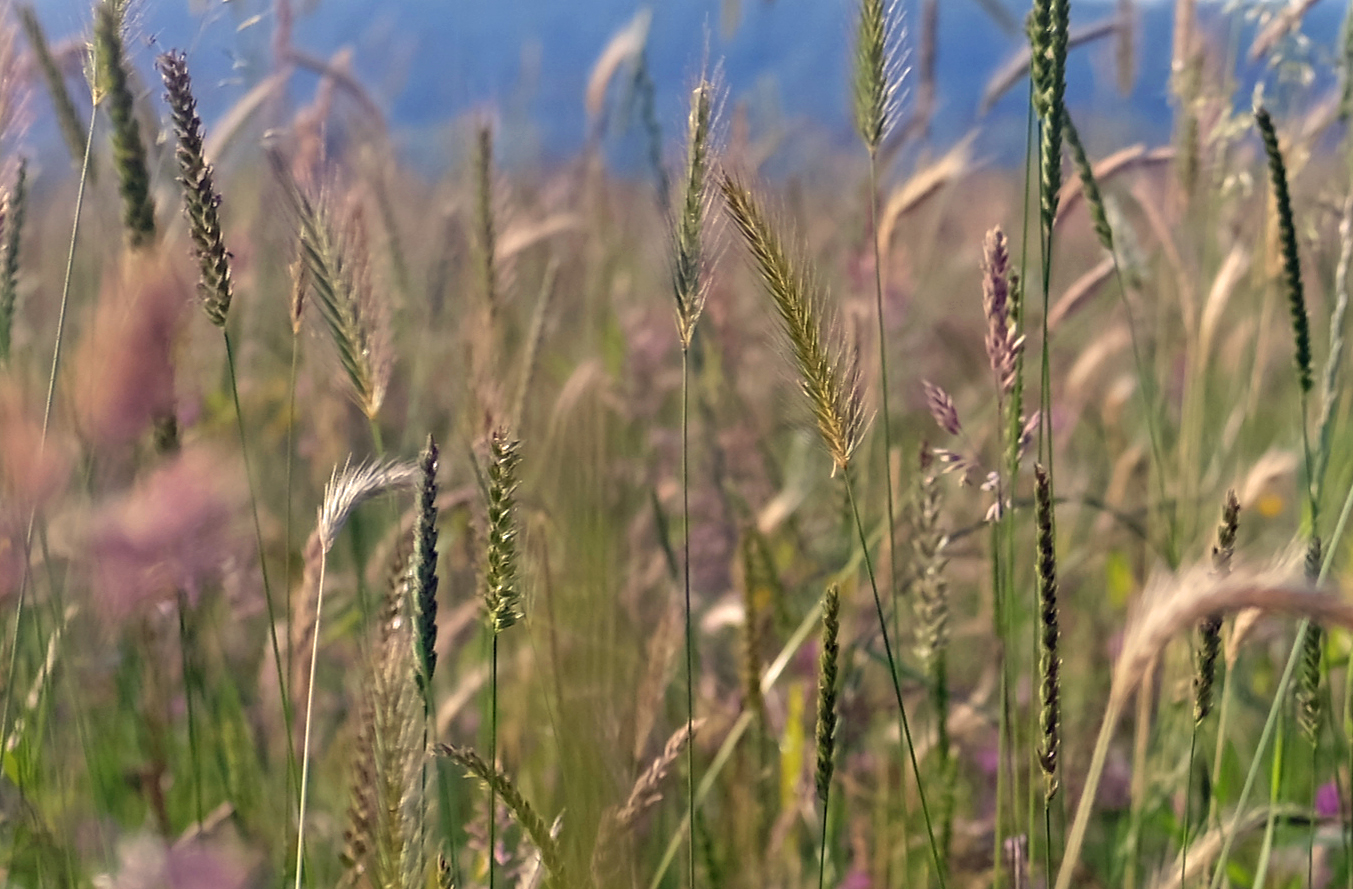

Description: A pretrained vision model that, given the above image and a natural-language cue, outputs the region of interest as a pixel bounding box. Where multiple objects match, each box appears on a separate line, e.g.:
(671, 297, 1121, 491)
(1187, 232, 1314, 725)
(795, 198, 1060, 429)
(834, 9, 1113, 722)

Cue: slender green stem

(489, 633, 499, 889)
(817, 784, 831, 889)
(681, 346, 697, 889)
(224, 330, 298, 801)
(176, 594, 204, 828)
(843, 470, 946, 888)
(293, 546, 328, 889)
(284, 335, 299, 685)
(0, 107, 94, 752)
(1182, 719, 1197, 889)
(866, 149, 901, 623)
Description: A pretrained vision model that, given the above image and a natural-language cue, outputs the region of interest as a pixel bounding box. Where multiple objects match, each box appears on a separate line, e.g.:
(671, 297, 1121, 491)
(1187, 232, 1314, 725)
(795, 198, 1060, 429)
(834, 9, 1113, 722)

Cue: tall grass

(7, 3, 1353, 889)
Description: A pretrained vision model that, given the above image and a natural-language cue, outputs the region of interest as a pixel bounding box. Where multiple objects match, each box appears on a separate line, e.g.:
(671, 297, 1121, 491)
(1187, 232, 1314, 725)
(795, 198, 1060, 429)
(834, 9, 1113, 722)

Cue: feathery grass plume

(673, 80, 714, 346)
(1062, 112, 1114, 253)
(1297, 536, 1322, 743)
(1029, 0, 1070, 230)
(981, 226, 1022, 395)
(852, 0, 900, 153)
(94, 0, 156, 249)
(20, 6, 90, 176)
(277, 158, 393, 419)
(720, 175, 865, 474)
(1194, 490, 1239, 723)
(158, 51, 232, 327)
(1254, 106, 1313, 394)
(1034, 464, 1060, 800)
(412, 435, 440, 705)
(296, 458, 418, 888)
(911, 447, 950, 672)
(0, 159, 25, 361)
(814, 584, 841, 804)
(436, 744, 571, 888)
(475, 123, 498, 314)
(484, 429, 523, 634)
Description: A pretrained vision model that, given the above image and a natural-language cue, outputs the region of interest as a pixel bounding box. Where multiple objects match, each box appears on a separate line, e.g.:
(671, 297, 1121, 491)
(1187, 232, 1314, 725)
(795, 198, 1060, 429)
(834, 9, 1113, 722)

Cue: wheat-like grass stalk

(0, 158, 26, 362)
(482, 428, 523, 889)
(720, 174, 864, 474)
(1030, 0, 1069, 234)
(93, 0, 156, 249)
(295, 459, 418, 889)
(157, 51, 232, 327)
(275, 156, 393, 423)
(674, 81, 714, 346)
(852, 0, 900, 153)
(436, 744, 571, 889)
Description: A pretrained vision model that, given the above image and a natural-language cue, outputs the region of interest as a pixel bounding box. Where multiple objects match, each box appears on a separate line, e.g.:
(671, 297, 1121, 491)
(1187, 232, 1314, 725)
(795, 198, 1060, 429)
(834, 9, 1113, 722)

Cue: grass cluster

(5, 2, 1353, 888)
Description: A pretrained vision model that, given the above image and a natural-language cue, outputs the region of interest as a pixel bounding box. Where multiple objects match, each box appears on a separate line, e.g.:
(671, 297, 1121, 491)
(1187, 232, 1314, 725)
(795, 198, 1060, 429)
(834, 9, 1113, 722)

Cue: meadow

(2, 1, 1353, 888)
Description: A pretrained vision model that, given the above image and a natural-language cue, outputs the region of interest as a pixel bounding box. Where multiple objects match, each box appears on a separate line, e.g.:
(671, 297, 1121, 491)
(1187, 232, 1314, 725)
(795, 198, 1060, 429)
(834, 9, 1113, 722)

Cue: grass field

(2, 1, 1353, 888)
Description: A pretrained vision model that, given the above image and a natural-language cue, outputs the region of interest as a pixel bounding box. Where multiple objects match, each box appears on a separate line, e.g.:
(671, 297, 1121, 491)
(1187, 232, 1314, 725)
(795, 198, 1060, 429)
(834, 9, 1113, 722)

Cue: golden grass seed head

(674, 80, 715, 346)
(720, 174, 864, 474)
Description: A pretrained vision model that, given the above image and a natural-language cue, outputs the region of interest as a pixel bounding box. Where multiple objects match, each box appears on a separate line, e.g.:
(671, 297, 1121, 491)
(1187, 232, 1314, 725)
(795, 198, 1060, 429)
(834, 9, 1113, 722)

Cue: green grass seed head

(485, 429, 523, 634)
(1255, 105, 1313, 394)
(814, 584, 841, 804)
(94, 0, 156, 249)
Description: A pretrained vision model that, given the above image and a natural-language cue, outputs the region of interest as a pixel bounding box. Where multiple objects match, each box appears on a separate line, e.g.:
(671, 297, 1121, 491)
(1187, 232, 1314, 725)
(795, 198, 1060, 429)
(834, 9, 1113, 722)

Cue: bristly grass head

(157, 50, 232, 327)
(0, 159, 26, 362)
(673, 78, 718, 348)
(1034, 463, 1060, 801)
(852, 0, 903, 153)
(411, 434, 440, 708)
(1194, 489, 1239, 723)
(720, 173, 865, 475)
(1254, 105, 1313, 395)
(484, 429, 523, 634)
(318, 459, 419, 553)
(814, 584, 841, 804)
